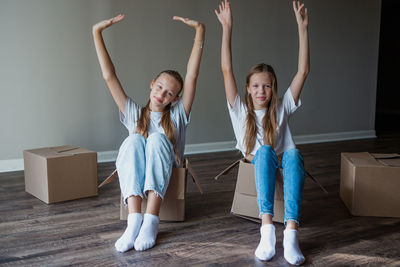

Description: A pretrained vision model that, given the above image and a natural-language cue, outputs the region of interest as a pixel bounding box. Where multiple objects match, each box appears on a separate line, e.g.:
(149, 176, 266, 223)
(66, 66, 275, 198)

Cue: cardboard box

(215, 158, 326, 223)
(23, 145, 98, 204)
(98, 158, 203, 222)
(340, 152, 400, 218)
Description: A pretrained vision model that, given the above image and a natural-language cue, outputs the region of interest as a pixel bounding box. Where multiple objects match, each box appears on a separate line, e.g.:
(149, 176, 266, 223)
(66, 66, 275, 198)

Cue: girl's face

(149, 73, 181, 112)
(246, 72, 273, 110)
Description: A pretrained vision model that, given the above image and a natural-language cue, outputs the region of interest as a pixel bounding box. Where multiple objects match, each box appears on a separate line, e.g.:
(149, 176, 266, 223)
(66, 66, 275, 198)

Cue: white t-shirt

(228, 87, 301, 156)
(119, 97, 190, 161)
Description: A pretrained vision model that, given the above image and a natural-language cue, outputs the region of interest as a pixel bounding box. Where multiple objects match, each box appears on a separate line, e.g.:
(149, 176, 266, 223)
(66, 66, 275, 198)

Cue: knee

(282, 149, 305, 179)
(118, 134, 145, 157)
(127, 133, 146, 145)
(283, 148, 303, 162)
(257, 145, 275, 159)
(146, 132, 172, 151)
(147, 132, 169, 145)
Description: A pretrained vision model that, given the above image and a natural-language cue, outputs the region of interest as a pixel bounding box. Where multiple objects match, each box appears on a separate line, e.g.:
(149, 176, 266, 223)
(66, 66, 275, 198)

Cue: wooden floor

(1, 135, 400, 266)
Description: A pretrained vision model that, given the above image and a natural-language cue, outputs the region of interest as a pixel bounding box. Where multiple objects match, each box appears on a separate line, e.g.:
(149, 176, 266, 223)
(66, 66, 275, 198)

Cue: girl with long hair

(93, 13, 205, 252)
(215, 1, 309, 265)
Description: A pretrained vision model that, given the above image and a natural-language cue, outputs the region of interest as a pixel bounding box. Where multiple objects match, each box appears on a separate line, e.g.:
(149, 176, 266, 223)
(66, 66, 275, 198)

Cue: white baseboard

(184, 141, 237, 155)
(0, 130, 376, 173)
(293, 130, 376, 144)
(98, 150, 119, 163)
(0, 159, 25, 174)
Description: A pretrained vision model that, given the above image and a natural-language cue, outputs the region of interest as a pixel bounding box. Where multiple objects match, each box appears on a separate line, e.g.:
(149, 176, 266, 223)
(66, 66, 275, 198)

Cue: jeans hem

(284, 217, 300, 226)
(259, 211, 274, 218)
(144, 188, 165, 200)
(124, 192, 144, 205)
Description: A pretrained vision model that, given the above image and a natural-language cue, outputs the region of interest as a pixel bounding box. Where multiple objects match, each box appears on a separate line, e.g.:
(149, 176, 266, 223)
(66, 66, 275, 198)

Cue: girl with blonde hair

(93, 13, 205, 252)
(216, 0, 309, 265)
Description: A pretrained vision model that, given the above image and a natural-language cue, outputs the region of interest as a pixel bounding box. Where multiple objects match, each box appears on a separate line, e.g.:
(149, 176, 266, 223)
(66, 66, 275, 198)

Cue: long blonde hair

(136, 70, 184, 164)
(244, 63, 278, 156)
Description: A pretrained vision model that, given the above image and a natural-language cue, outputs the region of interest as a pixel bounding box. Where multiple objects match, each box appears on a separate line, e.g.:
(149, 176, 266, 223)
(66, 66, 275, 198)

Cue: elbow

(103, 71, 116, 82)
(185, 72, 198, 83)
(221, 67, 233, 76)
(298, 68, 309, 78)
(221, 64, 232, 74)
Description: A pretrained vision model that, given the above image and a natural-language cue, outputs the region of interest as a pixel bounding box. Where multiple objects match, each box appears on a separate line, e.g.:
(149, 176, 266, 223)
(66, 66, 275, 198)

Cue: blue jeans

(116, 133, 177, 204)
(251, 145, 305, 224)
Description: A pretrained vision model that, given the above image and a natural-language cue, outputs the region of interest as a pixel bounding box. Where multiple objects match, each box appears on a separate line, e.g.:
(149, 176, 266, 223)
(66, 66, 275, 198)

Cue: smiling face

(149, 73, 182, 112)
(246, 72, 273, 110)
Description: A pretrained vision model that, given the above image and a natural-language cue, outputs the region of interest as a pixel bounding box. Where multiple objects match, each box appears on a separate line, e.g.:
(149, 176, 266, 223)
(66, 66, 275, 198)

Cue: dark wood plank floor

(1, 135, 400, 266)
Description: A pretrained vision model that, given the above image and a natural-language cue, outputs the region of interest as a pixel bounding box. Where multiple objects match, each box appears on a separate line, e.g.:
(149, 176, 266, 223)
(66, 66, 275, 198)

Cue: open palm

(293, 1, 308, 28)
(173, 16, 203, 29)
(215, 0, 232, 27)
(93, 14, 125, 32)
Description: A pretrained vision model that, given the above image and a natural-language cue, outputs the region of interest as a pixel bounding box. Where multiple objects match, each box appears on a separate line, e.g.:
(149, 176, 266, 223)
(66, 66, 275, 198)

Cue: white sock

(283, 229, 305, 265)
(115, 213, 143, 252)
(255, 224, 276, 261)
(134, 213, 160, 251)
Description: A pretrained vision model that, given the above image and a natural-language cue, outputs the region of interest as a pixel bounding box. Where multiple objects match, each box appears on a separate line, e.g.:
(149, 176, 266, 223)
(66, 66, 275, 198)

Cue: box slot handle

(53, 145, 80, 154)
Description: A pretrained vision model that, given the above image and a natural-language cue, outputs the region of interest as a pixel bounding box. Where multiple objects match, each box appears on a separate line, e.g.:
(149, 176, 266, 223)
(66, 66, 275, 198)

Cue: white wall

(0, 0, 381, 170)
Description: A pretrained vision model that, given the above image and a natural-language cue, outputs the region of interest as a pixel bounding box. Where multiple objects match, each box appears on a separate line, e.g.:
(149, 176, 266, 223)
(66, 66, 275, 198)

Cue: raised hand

(92, 14, 125, 33)
(173, 16, 204, 30)
(215, 0, 232, 28)
(92, 13, 127, 115)
(172, 15, 205, 118)
(292, 1, 308, 28)
(290, 1, 309, 105)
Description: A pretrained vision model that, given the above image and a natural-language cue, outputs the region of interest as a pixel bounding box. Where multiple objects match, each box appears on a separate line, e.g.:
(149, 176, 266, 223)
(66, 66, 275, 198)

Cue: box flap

(346, 152, 400, 167)
(98, 169, 118, 188)
(371, 153, 400, 159)
(305, 170, 328, 193)
(186, 159, 203, 194)
(371, 153, 400, 167)
(214, 159, 241, 180)
(377, 158, 400, 167)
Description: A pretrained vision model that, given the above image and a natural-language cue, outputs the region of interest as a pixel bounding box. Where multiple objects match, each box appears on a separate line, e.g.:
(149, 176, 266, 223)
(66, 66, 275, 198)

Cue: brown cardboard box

(215, 158, 325, 223)
(98, 158, 202, 222)
(23, 145, 98, 204)
(215, 159, 284, 223)
(340, 152, 400, 218)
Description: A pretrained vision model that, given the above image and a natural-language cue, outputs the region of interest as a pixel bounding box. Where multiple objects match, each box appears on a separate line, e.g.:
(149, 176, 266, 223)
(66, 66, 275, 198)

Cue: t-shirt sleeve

(227, 94, 247, 153)
(227, 94, 246, 122)
(281, 87, 301, 115)
(171, 98, 190, 128)
(119, 97, 141, 132)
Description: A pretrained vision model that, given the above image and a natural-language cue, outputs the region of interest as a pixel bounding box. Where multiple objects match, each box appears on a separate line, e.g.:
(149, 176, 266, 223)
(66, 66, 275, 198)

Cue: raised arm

(173, 16, 205, 118)
(215, 0, 238, 108)
(290, 1, 310, 105)
(92, 14, 128, 115)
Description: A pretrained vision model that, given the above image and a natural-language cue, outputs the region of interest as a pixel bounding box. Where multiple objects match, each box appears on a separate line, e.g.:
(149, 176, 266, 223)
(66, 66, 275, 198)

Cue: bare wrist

(195, 23, 205, 32)
(222, 24, 232, 33)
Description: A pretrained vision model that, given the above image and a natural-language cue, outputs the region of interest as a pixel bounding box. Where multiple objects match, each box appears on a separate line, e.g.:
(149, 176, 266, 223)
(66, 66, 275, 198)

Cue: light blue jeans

(251, 145, 305, 224)
(116, 133, 177, 205)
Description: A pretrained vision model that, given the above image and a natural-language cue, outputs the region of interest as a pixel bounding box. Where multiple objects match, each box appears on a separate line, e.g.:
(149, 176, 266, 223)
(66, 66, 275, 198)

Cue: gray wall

(0, 0, 381, 161)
